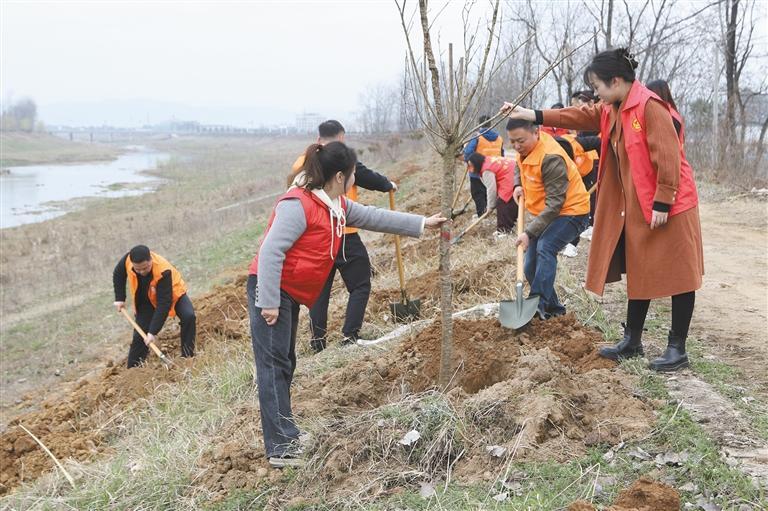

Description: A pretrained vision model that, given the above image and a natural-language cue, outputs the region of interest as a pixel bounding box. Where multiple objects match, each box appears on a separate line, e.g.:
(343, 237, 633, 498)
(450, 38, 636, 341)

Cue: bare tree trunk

(723, 0, 739, 163)
(438, 148, 456, 387)
(606, 0, 614, 48)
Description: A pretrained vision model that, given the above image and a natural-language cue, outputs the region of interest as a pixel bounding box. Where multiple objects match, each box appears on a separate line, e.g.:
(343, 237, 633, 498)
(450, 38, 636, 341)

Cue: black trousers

(309, 233, 372, 342)
(496, 196, 518, 233)
(470, 178, 487, 217)
(127, 293, 196, 368)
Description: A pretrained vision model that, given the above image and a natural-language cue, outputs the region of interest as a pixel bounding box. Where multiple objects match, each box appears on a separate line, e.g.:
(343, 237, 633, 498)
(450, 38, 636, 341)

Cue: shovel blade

(390, 298, 422, 323)
(499, 284, 540, 330)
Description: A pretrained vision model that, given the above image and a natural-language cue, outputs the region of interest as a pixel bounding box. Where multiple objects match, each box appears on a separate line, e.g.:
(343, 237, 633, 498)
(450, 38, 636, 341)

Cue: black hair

(571, 89, 596, 102)
(550, 102, 565, 109)
(647, 79, 678, 112)
(299, 141, 357, 189)
(318, 120, 345, 139)
(553, 137, 575, 160)
(583, 48, 638, 87)
(129, 245, 151, 263)
(467, 152, 486, 174)
(479, 115, 491, 129)
(506, 118, 537, 132)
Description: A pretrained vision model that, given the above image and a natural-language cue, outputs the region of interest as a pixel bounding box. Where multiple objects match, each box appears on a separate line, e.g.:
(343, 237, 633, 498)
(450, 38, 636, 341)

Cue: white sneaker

(580, 226, 593, 241)
(561, 243, 578, 258)
(492, 230, 508, 239)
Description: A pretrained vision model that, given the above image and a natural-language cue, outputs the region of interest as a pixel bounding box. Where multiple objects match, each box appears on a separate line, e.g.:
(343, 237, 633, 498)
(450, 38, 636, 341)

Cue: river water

(1, 148, 169, 229)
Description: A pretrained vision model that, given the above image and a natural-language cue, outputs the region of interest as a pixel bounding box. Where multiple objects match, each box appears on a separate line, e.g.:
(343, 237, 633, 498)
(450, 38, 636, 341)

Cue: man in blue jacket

(463, 115, 504, 217)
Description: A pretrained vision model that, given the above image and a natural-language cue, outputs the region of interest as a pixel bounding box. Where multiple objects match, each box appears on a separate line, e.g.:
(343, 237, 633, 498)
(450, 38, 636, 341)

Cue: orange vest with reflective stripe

(288, 154, 359, 235)
(562, 134, 597, 177)
(126, 252, 187, 317)
(517, 132, 590, 217)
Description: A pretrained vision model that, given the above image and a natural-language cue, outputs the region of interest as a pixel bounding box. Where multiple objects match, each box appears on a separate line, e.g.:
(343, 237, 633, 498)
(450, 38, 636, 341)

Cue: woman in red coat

(501, 48, 704, 372)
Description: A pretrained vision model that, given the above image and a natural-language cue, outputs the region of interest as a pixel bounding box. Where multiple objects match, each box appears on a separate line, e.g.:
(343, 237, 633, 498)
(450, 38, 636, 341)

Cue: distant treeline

(1, 98, 42, 132)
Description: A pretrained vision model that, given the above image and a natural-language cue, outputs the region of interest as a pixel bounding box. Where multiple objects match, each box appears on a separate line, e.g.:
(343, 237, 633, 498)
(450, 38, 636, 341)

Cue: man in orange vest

(462, 115, 504, 217)
(507, 118, 590, 319)
(113, 245, 196, 367)
(289, 121, 397, 352)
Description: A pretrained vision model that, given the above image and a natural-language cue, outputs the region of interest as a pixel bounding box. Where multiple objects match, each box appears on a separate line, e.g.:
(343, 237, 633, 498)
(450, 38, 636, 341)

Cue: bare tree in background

(395, 0, 588, 385)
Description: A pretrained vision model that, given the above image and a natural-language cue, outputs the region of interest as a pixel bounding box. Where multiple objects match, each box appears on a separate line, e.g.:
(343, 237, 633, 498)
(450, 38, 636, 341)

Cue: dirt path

(690, 199, 768, 397)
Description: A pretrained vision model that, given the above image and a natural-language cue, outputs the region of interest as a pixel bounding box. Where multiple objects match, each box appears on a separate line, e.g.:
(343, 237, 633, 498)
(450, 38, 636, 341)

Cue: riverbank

(0, 132, 120, 167)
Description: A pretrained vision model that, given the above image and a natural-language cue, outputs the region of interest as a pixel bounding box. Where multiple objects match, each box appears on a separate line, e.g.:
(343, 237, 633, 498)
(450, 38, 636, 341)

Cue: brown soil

(0, 276, 250, 495)
(568, 477, 680, 511)
(199, 315, 654, 499)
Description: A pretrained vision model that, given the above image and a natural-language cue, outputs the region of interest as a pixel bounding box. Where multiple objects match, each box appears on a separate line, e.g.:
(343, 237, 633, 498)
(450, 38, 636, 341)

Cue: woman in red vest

(466, 152, 518, 234)
(248, 141, 446, 467)
(501, 48, 704, 373)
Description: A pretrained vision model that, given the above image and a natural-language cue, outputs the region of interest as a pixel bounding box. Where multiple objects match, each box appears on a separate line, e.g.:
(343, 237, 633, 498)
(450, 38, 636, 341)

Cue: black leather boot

(649, 330, 689, 372)
(599, 324, 644, 361)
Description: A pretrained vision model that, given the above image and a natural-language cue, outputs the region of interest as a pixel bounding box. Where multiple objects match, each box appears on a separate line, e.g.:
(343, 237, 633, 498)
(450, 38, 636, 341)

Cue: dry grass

(0, 132, 120, 167)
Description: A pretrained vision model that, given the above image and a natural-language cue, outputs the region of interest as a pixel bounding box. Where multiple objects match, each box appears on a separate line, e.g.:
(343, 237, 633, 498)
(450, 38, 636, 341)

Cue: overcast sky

(2, 1, 473, 127)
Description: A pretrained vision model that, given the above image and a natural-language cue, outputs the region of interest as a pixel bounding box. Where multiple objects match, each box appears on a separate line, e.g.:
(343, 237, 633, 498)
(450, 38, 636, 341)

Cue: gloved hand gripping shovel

(499, 197, 540, 329)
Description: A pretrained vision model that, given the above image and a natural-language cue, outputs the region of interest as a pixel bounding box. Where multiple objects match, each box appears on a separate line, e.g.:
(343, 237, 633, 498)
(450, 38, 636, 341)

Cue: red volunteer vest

(249, 188, 348, 307)
(598, 81, 698, 223)
(481, 156, 516, 203)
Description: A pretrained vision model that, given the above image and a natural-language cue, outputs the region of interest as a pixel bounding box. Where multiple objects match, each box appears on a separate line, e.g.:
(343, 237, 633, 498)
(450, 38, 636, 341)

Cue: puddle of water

(1, 148, 169, 228)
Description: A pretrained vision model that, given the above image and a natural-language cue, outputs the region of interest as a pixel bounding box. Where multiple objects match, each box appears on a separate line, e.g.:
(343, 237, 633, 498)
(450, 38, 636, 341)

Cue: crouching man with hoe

(248, 141, 447, 468)
(113, 245, 196, 368)
(506, 118, 591, 320)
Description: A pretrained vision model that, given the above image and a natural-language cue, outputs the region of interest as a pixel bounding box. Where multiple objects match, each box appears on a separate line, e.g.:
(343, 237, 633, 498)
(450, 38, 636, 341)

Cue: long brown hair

(647, 79, 678, 112)
(297, 142, 357, 190)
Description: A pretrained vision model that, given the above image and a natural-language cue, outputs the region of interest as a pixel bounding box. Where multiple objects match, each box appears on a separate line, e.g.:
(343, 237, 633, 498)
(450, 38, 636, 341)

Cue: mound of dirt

(568, 477, 680, 511)
(195, 274, 249, 340)
(0, 363, 185, 494)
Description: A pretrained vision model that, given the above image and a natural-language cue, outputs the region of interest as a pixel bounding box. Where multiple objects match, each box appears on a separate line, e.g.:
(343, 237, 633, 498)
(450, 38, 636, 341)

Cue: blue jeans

(524, 214, 589, 317)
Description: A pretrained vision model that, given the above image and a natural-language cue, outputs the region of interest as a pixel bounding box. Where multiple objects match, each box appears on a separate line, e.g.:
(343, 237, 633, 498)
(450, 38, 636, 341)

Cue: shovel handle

(587, 182, 597, 195)
(517, 196, 525, 282)
(120, 308, 171, 362)
(451, 163, 470, 210)
(452, 208, 492, 244)
(389, 190, 408, 296)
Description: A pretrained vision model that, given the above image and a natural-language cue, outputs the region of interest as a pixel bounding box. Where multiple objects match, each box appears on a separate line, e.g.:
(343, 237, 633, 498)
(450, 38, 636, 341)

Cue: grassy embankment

(1, 141, 765, 510)
(0, 136, 308, 413)
(0, 132, 120, 167)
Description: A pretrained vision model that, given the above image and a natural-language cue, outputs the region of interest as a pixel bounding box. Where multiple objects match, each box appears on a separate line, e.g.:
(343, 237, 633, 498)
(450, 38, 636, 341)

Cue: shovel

(499, 197, 540, 329)
(388, 190, 421, 322)
(120, 308, 175, 367)
(451, 196, 473, 220)
(450, 208, 493, 245)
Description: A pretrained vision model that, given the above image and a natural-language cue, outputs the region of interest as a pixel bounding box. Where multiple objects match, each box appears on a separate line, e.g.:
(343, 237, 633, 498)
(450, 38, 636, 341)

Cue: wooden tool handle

(120, 308, 167, 359)
(587, 182, 597, 195)
(451, 163, 469, 210)
(457, 208, 492, 238)
(389, 190, 407, 297)
(517, 196, 526, 282)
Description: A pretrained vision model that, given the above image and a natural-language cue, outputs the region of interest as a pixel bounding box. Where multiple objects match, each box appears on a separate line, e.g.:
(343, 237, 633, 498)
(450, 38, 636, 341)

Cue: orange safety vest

(562, 134, 597, 177)
(126, 252, 187, 317)
(288, 154, 359, 235)
(476, 135, 504, 157)
(517, 132, 590, 217)
(249, 188, 349, 307)
(597, 80, 698, 223)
